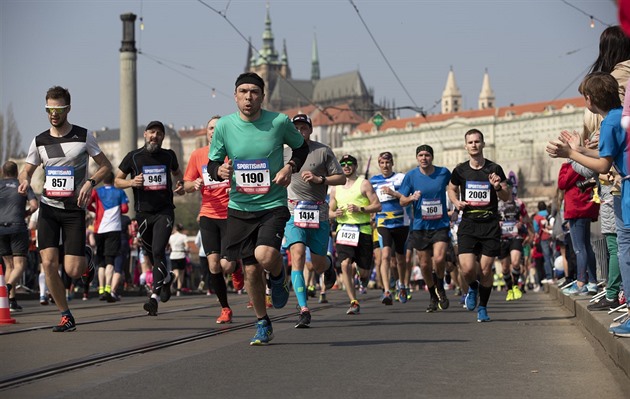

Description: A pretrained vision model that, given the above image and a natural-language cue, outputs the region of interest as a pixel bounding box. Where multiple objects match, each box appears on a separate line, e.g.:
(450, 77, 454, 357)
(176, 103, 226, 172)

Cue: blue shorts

(284, 217, 330, 256)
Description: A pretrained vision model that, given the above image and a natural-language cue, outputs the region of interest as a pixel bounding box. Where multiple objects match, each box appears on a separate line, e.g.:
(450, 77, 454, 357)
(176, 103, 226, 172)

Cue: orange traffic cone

(0, 265, 16, 324)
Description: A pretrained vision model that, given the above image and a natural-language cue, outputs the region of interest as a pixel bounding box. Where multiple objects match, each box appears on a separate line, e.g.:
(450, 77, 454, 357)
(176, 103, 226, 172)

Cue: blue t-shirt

(598, 107, 629, 227)
(370, 172, 408, 228)
(398, 166, 451, 231)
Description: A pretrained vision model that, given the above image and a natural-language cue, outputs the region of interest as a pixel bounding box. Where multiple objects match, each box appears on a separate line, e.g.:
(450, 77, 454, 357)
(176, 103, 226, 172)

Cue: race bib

(294, 201, 320, 229)
(336, 224, 360, 247)
(143, 165, 167, 191)
(465, 181, 491, 206)
(501, 220, 518, 237)
(377, 183, 396, 203)
(201, 165, 230, 189)
(234, 159, 271, 194)
(421, 198, 443, 220)
(44, 166, 75, 197)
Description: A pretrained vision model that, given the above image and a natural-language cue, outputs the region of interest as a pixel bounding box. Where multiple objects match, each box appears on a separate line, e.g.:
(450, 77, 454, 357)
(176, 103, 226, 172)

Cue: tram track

(0, 303, 333, 390)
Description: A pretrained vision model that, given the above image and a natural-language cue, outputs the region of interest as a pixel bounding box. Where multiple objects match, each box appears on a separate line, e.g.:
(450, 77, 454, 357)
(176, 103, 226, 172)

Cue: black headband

(416, 144, 434, 157)
(235, 75, 264, 91)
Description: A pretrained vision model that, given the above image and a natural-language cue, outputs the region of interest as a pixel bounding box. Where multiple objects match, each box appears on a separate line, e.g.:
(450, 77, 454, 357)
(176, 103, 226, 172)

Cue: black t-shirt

(118, 147, 180, 213)
(450, 158, 506, 220)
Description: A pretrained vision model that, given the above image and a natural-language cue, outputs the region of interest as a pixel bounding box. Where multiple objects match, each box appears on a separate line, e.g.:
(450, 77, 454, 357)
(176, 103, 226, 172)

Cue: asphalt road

(1, 287, 629, 399)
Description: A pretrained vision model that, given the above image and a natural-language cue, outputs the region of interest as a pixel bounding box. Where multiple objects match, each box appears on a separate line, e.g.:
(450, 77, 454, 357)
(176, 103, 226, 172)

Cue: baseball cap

(292, 114, 312, 128)
(146, 120, 165, 133)
(339, 154, 358, 165)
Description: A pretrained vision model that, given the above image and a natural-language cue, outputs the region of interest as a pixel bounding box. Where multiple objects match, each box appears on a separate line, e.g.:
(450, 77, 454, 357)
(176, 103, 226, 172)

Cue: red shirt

(184, 146, 229, 219)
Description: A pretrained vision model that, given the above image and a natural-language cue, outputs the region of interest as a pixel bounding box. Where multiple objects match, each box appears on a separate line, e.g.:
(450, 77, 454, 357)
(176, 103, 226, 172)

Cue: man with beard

(115, 121, 185, 316)
(18, 85, 112, 332)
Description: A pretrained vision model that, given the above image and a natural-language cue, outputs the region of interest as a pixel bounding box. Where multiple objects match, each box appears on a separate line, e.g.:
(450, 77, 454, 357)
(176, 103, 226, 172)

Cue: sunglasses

(340, 161, 354, 167)
(45, 105, 69, 114)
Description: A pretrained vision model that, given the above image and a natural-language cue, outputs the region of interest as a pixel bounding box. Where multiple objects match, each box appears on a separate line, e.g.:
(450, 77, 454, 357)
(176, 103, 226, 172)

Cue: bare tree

(1, 104, 22, 164)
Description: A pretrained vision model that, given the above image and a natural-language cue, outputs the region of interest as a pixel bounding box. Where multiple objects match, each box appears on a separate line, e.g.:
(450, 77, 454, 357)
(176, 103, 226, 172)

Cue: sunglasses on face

(340, 162, 354, 167)
(45, 105, 69, 114)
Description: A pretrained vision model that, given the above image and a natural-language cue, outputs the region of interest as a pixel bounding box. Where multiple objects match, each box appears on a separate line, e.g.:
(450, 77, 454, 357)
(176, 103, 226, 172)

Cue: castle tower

(478, 68, 495, 110)
(441, 67, 462, 114)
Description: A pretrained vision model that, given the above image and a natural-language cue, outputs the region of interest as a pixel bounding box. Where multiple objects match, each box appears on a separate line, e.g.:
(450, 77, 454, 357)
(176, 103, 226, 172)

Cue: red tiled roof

(353, 97, 586, 133)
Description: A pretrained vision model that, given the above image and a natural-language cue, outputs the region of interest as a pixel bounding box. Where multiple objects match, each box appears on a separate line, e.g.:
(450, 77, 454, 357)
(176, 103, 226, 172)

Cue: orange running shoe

(216, 307, 233, 324)
(232, 264, 244, 292)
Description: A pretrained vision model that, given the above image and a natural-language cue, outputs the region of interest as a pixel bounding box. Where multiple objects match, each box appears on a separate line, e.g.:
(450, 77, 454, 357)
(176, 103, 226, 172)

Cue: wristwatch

(87, 178, 96, 187)
(320, 175, 327, 185)
(360, 206, 366, 212)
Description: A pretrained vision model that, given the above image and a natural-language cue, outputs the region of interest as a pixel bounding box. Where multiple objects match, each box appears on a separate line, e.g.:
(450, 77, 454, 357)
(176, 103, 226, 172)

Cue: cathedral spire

(311, 32, 320, 81)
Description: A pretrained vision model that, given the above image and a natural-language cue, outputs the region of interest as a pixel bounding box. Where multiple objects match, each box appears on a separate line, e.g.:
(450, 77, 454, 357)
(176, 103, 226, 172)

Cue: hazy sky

(0, 0, 618, 153)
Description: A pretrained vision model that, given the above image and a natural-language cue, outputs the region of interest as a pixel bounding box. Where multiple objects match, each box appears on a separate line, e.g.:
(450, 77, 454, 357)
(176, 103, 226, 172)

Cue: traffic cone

(0, 265, 17, 324)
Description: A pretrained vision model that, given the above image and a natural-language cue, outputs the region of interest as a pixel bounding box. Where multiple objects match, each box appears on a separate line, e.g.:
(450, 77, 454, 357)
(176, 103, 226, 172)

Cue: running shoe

(323, 256, 336, 290)
(465, 286, 478, 311)
(512, 286, 523, 300)
(216, 307, 233, 324)
(359, 286, 367, 294)
(437, 288, 449, 310)
(269, 267, 289, 309)
(106, 292, 117, 303)
(9, 299, 22, 313)
(40, 296, 49, 305)
(144, 297, 158, 316)
(159, 271, 175, 303)
(232, 264, 244, 292)
(109, 292, 120, 302)
(477, 306, 491, 322)
(399, 286, 408, 304)
(307, 285, 316, 298)
(52, 315, 76, 332)
(586, 282, 598, 295)
(506, 289, 515, 301)
(381, 291, 393, 306)
(346, 300, 360, 315)
(318, 293, 328, 304)
(81, 246, 95, 285)
(295, 310, 311, 328)
(246, 300, 254, 309)
(426, 296, 438, 313)
(609, 318, 630, 337)
(250, 319, 274, 345)
(588, 297, 620, 312)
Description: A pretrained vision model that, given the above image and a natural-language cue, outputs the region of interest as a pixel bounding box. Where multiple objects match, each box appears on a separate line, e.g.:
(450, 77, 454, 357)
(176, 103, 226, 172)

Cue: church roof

(312, 71, 370, 102)
(268, 79, 314, 106)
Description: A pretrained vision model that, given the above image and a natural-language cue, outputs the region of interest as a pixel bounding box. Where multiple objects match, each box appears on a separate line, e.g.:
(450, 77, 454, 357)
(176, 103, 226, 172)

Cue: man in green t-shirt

(208, 72, 308, 345)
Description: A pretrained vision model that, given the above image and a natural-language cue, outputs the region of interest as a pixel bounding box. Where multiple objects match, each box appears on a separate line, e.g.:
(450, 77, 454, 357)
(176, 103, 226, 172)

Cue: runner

(207, 72, 309, 345)
(329, 154, 381, 315)
(447, 129, 510, 322)
(115, 120, 185, 316)
(399, 145, 452, 312)
(284, 113, 345, 328)
(18, 85, 112, 331)
(369, 151, 410, 305)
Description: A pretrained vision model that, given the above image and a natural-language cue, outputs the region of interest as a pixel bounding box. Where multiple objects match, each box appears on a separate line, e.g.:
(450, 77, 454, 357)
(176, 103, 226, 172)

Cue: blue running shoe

(250, 319, 274, 345)
(399, 287, 408, 304)
(381, 291, 393, 306)
(477, 306, 491, 322)
(465, 286, 478, 311)
(609, 318, 630, 337)
(269, 267, 289, 309)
